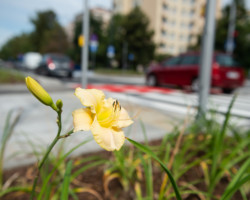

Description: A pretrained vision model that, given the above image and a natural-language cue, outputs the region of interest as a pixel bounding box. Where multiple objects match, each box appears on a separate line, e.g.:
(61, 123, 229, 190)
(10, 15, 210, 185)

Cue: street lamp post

(226, 0, 236, 54)
(81, 0, 89, 88)
(198, 0, 216, 118)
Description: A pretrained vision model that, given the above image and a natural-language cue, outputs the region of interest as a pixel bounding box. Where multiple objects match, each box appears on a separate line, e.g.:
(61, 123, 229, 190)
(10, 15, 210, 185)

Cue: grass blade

(127, 137, 182, 200)
(221, 158, 250, 200)
(0, 110, 21, 189)
(221, 174, 250, 200)
(209, 94, 237, 192)
(61, 160, 73, 200)
(38, 138, 92, 200)
(140, 153, 153, 199)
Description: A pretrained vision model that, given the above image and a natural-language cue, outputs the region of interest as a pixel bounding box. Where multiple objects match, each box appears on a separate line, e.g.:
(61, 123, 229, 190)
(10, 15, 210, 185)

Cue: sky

(0, 0, 249, 49)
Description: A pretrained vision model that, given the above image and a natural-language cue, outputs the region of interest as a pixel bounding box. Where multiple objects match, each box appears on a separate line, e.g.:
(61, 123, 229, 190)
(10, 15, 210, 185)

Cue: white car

(22, 52, 42, 70)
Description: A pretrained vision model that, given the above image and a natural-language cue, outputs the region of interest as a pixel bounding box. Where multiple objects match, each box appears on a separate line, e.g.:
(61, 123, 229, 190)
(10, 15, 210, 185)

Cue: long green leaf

(209, 94, 237, 192)
(0, 186, 31, 197)
(221, 158, 250, 200)
(0, 110, 21, 188)
(140, 153, 153, 199)
(140, 120, 148, 144)
(127, 138, 182, 200)
(71, 160, 106, 180)
(221, 174, 250, 200)
(38, 138, 92, 199)
(61, 160, 73, 200)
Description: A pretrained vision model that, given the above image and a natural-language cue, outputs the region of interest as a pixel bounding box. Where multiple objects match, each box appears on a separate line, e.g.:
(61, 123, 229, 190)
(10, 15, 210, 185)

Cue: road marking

(71, 83, 177, 94)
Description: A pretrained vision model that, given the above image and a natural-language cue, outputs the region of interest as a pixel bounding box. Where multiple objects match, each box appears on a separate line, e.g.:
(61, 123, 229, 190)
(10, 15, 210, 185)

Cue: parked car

(146, 52, 245, 93)
(36, 53, 74, 77)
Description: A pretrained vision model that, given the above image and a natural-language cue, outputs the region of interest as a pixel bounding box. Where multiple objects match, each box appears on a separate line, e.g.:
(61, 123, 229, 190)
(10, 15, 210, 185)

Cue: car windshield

(50, 55, 70, 62)
(215, 55, 240, 67)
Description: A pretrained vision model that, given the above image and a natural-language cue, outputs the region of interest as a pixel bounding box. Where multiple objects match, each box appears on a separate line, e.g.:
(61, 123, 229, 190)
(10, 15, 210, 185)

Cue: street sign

(90, 45, 98, 53)
(107, 45, 115, 58)
(78, 35, 84, 47)
(128, 53, 134, 61)
(90, 34, 98, 53)
(225, 39, 235, 53)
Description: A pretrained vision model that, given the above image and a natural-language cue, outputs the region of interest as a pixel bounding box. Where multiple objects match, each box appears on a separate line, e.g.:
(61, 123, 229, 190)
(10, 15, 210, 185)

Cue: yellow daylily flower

(72, 88, 133, 151)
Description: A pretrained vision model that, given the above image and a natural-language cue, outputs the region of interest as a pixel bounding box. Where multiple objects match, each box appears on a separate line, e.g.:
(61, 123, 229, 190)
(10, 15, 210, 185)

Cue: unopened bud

(56, 99, 63, 110)
(25, 76, 54, 107)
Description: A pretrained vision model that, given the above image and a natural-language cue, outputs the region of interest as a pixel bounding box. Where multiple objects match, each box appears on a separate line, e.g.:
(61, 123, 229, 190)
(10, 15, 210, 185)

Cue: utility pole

(122, 41, 128, 70)
(198, 0, 216, 118)
(226, 0, 236, 54)
(81, 0, 89, 88)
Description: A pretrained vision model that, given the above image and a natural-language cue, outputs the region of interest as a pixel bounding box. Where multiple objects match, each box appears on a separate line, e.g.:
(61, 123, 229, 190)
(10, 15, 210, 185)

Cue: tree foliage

(69, 13, 107, 67)
(30, 10, 68, 53)
(215, 0, 250, 69)
(108, 7, 155, 69)
(0, 10, 69, 59)
(191, 0, 250, 70)
(0, 34, 33, 60)
(0, 7, 156, 69)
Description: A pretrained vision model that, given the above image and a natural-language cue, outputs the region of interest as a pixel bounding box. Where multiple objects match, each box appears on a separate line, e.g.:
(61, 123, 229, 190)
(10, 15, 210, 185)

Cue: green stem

(0, 147, 4, 190)
(30, 107, 74, 200)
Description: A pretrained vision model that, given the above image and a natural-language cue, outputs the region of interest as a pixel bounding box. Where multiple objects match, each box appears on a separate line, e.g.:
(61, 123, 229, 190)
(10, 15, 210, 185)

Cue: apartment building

(114, 0, 222, 55)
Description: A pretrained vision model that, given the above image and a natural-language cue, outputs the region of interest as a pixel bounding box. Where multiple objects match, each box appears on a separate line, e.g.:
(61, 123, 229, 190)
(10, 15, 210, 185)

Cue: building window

(179, 47, 185, 53)
(188, 35, 193, 42)
(189, 22, 194, 29)
(171, 33, 175, 39)
(190, 9, 195, 16)
(161, 30, 167, 36)
(160, 43, 166, 49)
(162, 17, 167, 24)
(162, 3, 168, 10)
(180, 22, 186, 29)
(190, 0, 195, 4)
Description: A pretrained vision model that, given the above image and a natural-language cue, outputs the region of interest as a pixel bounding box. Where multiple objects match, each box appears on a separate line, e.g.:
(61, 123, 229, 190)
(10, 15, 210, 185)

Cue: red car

(146, 52, 245, 93)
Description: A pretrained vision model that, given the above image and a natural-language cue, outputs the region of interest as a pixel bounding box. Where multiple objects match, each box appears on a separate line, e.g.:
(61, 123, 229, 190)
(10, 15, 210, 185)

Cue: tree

(191, 0, 250, 70)
(109, 7, 156, 69)
(69, 13, 108, 66)
(30, 10, 69, 53)
(0, 33, 33, 60)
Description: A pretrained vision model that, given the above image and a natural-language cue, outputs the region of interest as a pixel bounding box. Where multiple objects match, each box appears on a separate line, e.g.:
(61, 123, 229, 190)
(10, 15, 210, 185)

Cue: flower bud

(25, 76, 54, 107)
(56, 99, 63, 110)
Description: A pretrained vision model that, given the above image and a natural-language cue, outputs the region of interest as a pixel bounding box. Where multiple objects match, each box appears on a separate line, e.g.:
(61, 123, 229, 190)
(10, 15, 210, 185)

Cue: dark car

(36, 53, 74, 77)
(146, 52, 245, 93)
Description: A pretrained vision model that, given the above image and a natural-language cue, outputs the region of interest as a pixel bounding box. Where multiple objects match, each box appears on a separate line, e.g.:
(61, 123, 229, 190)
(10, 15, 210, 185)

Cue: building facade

(114, 0, 221, 55)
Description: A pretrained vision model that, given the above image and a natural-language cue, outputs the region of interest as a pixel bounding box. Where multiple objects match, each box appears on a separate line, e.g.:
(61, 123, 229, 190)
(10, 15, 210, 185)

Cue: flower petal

(91, 118, 125, 151)
(113, 107, 133, 128)
(72, 108, 93, 132)
(75, 88, 105, 113)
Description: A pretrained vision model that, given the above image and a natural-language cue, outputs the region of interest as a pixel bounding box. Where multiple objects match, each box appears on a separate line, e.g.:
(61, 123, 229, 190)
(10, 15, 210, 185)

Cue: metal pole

(198, 0, 216, 117)
(122, 41, 128, 70)
(81, 0, 89, 88)
(226, 0, 236, 54)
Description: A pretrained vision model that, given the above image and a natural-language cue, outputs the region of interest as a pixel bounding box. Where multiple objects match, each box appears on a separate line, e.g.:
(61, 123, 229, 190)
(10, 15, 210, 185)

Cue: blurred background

(0, 0, 249, 75)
